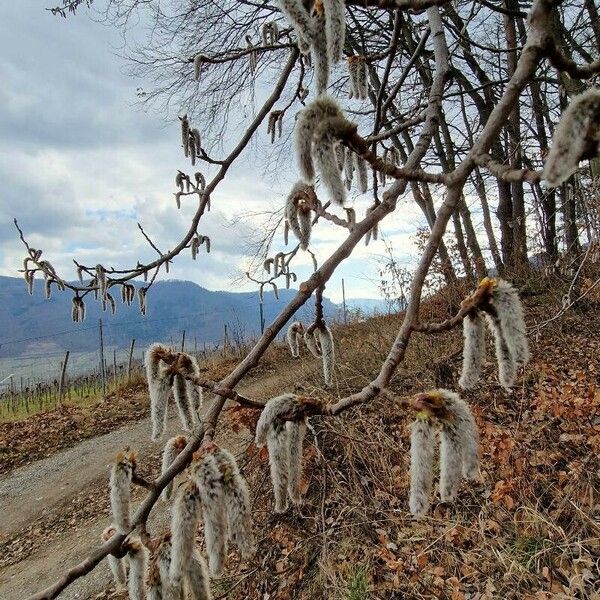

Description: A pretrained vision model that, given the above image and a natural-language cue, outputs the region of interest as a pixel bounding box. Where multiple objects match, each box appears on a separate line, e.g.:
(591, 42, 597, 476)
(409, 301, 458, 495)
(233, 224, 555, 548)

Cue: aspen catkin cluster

(459, 277, 529, 390)
(255, 393, 321, 512)
(276, 0, 346, 95)
(261, 21, 280, 45)
(145, 344, 203, 440)
(543, 87, 600, 187)
(286, 321, 305, 357)
(267, 110, 284, 143)
(295, 96, 360, 205)
(180, 115, 202, 166)
(409, 389, 479, 516)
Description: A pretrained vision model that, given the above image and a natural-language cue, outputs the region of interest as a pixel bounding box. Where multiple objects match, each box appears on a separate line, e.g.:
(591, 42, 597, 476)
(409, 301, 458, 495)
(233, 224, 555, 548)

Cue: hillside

(0, 272, 598, 599)
(0, 275, 340, 359)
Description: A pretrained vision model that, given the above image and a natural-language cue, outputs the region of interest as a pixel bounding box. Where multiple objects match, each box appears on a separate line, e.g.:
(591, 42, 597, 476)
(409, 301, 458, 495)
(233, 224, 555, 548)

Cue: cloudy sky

(0, 1, 428, 303)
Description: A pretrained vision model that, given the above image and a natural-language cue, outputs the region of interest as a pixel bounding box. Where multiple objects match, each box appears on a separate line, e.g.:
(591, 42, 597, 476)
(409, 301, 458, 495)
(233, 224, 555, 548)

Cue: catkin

(313, 116, 356, 205)
(543, 88, 600, 187)
(286, 419, 307, 505)
(354, 152, 369, 193)
(214, 448, 256, 559)
(310, 4, 329, 96)
(145, 344, 171, 441)
(408, 389, 480, 513)
(181, 115, 190, 158)
(315, 325, 335, 386)
(303, 329, 322, 357)
(161, 435, 188, 501)
(409, 419, 435, 517)
(490, 279, 529, 369)
(323, 0, 345, 64)
(286, 321, 304, 358)
(109, 449, 135, 533)
(255, 394, 319, 512)
(486, 313, 517, 389)
(173, 374, 195, 432)
(101, 526, 126, 588)
(185, 550, 212, 600)
(294, 95, 343, 183)
(190, 452, 228, 576)
(276, 0, 315, 46)
(170, 480, 203, 587)
(459, 312, 486, 390)
(126, 540, 147, 600)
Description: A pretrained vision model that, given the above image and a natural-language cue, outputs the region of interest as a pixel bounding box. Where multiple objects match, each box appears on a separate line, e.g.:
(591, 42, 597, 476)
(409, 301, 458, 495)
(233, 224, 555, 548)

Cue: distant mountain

(0, 276, 340, 360)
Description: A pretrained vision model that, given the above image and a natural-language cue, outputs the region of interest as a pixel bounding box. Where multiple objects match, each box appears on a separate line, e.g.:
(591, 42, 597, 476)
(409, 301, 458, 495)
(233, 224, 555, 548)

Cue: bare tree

(16, 0, 600, 598)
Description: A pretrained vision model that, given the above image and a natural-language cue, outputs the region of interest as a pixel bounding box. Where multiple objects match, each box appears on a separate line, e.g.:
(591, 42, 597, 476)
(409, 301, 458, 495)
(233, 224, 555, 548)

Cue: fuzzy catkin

(173, 374, 195, 432)
(126, 541, 147, 600)
(109, 451, 134, 533)
(344, 146, 354, 189)
(294, 96, 342, 183)
(486, 313, 517, 388)
(491, 279, 529, 368)
(439, 427, 463, 502)
(255, 393, 304, 447)
(286, 322, 302, 358)
(101, 526, 126, 588)
(354, 153, 369, 193)
(323, 0, 345, 64)
(276, 0, 315, 46)
(409, 419, 435, 517)
(170, 481, 203, 587)
(439, 389, 480, 482)
(191, 453, 228, 576)
(310, 5, 329, 95)
(304, 330, 322, 357)
(313, 118, 347, 205)
(543, 88, 600, 187)
(161, 435, 188, 501)
(285, 182, 314, 250)
(185, 551, 212, 600)
(286, 419, 307, 505)
(181, 115, 190, 158)
(214, 448, 256, 559)
(267, 422, 290, 513)
(459, 312, 486, 390)
(145, 343, 171, 441)
(356, 57, 368, 99)
(316, 325, 335, 386)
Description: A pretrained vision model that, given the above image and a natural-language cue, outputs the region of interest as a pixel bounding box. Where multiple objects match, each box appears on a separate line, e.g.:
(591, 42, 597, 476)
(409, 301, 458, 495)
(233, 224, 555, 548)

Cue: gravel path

(0, 373, 278, 600)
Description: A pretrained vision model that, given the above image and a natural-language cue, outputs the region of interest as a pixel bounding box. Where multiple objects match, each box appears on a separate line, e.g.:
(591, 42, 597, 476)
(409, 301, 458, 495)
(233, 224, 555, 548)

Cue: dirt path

(0, 373, 285, 599)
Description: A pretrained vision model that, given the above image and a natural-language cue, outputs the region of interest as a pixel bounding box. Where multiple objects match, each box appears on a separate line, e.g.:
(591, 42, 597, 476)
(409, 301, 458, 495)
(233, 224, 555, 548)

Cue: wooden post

(58, 351, 70, 407)
(127, 339, 136, 382)
(342, 278, 348, 325)
(223, 324, 228, 357)
(259, 302, 265, 334)
(99, 319, 106, 397)
(113, 349, 118, 391)
(194, 336, 198, 356)
(181, 330, 186, 352)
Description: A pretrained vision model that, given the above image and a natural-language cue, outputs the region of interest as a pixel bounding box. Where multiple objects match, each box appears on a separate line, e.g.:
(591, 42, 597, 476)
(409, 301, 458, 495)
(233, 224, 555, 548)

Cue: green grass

(346, 567, 369, 600)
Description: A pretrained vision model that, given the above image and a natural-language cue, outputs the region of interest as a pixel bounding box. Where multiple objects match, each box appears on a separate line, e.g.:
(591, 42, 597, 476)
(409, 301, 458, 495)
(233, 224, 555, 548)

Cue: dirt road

(0, 371, 287, 599)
